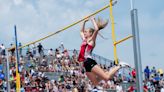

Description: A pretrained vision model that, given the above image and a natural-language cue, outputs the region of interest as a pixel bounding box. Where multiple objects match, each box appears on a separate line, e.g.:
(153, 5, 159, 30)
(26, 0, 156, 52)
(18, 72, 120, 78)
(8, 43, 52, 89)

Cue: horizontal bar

(114, 35, 133, 45)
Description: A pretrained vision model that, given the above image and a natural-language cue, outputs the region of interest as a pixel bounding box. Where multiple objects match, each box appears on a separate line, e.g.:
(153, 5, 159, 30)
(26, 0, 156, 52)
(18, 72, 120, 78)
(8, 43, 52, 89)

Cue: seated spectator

(153, 73, 160, 87)
(127, 85, 136, 92)
(116, 83, 123, 92)
(161, 86, 164, 92)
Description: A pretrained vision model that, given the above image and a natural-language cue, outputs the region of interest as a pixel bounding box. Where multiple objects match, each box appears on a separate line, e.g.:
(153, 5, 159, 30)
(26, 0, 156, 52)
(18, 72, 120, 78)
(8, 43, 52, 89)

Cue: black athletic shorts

(83, 58, 97, 72)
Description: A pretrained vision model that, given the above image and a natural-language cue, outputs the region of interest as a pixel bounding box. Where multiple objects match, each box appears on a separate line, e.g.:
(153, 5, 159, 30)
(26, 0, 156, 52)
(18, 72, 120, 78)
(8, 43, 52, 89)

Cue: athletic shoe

(119, 62, 131, 68)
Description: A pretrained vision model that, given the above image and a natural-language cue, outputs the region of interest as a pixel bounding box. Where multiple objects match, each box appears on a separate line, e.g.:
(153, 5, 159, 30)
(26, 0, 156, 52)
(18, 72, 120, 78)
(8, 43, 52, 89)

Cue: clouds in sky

(0, 0, 164, 70)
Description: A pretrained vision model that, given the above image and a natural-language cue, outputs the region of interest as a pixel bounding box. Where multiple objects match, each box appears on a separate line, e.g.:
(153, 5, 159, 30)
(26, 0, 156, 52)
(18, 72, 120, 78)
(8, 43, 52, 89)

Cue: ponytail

(96, 17, 109, 40)
(96, 17, 109, 30)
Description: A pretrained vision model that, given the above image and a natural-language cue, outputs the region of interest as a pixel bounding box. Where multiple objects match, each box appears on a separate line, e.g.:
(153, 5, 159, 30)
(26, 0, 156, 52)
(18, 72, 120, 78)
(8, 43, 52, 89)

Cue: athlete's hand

(90, 17, 95, 21)
(84, 17, 89, 22)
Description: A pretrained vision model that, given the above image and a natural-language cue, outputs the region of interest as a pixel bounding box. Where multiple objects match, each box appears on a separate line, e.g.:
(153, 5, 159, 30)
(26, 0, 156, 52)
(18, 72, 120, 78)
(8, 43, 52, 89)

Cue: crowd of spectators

(0, 43, 164, 92)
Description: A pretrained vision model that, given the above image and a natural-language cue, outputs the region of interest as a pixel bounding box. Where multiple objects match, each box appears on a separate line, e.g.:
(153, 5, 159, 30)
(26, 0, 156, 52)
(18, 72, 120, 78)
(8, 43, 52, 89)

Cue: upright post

(130, 0, 143, 91)
(6, 51, 10, 92)
(109, 0, 118, 65)
(14, 25, 21, 92)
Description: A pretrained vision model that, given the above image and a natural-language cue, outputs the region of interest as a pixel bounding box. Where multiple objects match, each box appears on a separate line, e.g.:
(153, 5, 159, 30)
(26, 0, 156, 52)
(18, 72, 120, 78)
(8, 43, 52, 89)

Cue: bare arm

(89, 17, 99, 42)
(80, 19, 88, 40)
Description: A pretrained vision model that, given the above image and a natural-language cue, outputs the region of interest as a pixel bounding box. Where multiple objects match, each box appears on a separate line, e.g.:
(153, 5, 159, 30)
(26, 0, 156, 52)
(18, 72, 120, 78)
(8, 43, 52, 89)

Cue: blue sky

(0, 0, 164, 70)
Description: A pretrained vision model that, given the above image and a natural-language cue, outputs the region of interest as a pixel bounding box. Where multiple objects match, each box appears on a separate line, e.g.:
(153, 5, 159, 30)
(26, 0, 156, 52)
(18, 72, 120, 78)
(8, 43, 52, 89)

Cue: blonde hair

(88, 28, 94, 33)
(86, 18, 109, 40)
(96, 17, 108, 30)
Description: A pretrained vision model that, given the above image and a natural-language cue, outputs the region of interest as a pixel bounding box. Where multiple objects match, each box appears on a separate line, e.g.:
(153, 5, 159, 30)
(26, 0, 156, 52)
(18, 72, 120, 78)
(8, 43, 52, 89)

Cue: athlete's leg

(86, 72, 100, 86)
(91, 62, 130, 82)
(91, 65, 121, 81)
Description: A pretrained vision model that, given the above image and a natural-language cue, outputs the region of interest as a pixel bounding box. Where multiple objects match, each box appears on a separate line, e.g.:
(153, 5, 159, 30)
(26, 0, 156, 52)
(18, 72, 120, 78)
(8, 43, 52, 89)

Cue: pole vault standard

(8, 0, 117, 51)
(109, 0, 119, 65)
(109, 0, 133, 65)
(6, 26, 21, 92)
(109, 0, 143, 91)
(14, 25, 21, 92)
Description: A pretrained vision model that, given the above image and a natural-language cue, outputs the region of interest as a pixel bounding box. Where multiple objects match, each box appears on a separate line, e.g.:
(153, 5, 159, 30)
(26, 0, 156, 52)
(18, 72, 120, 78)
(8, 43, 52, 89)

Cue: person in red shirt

(128, 85, 136, 92)
(143, 84, 148, 92)
(132, 69, 136, 82)
(78, 17, 131, 86)
(127, 84, 148, 92)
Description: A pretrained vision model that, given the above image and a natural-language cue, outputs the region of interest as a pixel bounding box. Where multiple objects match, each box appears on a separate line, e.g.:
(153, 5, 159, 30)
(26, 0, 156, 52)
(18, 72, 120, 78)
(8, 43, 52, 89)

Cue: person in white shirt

(161, 86, 164, 92)
(0, 44, 5, 56)
(116, 83, 123, 92)
(48, 48, 53, 56)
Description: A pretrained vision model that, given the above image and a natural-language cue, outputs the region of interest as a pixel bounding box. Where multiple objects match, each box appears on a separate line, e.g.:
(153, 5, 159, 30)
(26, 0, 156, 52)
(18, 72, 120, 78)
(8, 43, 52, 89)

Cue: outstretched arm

(90, 17, 99, 42)
(80, 19, 88, 40)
